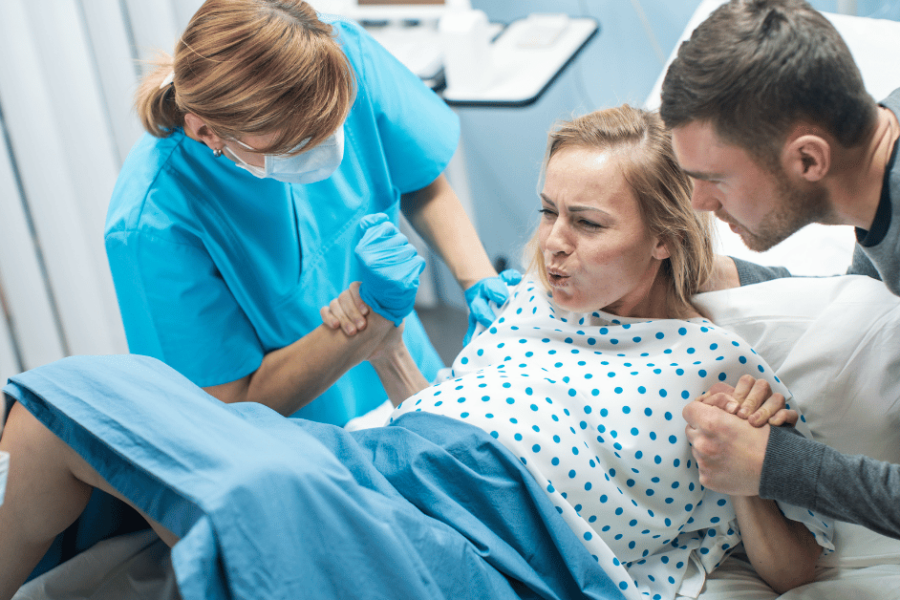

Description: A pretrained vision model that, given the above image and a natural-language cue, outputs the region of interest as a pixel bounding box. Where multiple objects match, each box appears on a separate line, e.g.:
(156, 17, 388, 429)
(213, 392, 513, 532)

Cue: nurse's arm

(203, 311, 398, 416)
(401, 174, 496, 291)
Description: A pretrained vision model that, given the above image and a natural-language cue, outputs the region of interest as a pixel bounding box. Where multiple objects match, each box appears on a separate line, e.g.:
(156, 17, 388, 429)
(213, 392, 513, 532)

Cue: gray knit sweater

(735, 87, 900, 539)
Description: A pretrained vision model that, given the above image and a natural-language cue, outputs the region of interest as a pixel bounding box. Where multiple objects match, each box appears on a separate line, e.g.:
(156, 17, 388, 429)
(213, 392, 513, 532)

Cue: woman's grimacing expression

(538, 147, 670, 317)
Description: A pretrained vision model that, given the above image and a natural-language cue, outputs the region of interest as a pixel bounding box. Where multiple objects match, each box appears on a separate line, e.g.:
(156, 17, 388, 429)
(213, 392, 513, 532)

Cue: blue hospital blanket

(4, 355, 625, 600)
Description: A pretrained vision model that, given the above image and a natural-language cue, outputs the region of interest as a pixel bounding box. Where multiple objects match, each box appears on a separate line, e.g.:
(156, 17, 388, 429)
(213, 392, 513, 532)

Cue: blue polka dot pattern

(391, 278, 833, 599)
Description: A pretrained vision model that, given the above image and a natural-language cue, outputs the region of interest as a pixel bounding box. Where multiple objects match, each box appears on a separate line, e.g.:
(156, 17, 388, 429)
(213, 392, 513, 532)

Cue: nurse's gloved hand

(463, 269, 522, 346)
(355, 213, 425, 326)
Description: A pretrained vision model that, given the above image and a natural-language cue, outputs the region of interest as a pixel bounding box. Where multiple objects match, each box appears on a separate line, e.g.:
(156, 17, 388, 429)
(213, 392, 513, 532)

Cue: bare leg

(0, 403, 178, 600)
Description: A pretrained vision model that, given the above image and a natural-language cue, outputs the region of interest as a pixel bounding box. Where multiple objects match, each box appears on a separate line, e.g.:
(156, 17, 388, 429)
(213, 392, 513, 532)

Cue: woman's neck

(600, 270, 675, 321)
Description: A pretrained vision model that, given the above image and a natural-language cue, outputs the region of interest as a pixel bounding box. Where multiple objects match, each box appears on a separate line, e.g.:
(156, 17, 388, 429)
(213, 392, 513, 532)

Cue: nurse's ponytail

(131, 0, 354, 152)
(135, 55, 183, 137)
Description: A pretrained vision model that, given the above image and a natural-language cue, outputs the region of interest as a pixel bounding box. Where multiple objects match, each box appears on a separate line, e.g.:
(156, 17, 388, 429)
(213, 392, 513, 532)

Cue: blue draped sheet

(4, 355, 624, 600)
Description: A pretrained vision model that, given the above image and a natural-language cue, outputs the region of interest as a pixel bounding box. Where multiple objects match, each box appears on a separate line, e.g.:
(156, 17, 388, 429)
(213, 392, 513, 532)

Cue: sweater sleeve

(847, 243, 883, 280)
(732, 257, 792, 286)
(760, 425, 900, 540)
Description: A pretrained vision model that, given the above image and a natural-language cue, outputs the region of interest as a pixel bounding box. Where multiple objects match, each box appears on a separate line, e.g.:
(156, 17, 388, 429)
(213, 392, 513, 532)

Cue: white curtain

(0, 0, 203, 385)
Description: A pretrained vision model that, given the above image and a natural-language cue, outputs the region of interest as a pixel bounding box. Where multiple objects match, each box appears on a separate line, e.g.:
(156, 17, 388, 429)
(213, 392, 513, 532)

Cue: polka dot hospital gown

(391, 278, 833, 600)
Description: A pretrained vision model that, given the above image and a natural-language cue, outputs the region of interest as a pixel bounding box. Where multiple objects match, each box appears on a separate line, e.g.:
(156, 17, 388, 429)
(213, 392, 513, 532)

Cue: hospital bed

(5, 4, 900, 600)
(8, 275, 900, 600)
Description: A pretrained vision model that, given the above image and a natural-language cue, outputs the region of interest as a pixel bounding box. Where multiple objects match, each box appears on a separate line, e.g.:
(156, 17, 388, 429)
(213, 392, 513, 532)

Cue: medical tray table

(441, 16, 598, 108)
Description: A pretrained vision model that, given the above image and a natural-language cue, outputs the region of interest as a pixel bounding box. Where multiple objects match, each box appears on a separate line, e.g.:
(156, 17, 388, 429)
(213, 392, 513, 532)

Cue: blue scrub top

(105, 16, 458, 426)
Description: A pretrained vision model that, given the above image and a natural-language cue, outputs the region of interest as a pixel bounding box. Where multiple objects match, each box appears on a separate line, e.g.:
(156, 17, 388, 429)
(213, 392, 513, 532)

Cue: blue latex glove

(355, 213, 425, 326)
(463, 269, 523, 346)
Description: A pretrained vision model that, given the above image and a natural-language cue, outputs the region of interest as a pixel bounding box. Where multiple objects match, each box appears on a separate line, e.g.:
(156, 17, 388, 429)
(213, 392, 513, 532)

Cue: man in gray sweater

(659, 0, 900, 539)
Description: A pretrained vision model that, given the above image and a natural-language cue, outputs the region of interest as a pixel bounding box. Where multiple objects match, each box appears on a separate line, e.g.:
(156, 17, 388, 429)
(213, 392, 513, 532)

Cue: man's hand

(683, 374, 799, 495)
(683, 401, 769, 496)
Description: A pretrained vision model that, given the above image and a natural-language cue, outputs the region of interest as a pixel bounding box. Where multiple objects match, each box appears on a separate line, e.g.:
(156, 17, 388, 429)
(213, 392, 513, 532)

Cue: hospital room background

(0, 0, 899, 390)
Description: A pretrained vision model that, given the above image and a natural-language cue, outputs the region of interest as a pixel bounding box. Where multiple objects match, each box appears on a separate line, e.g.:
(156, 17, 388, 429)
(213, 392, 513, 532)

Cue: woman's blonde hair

(135, 0, 354, 155)
(528, 105, 714, 318)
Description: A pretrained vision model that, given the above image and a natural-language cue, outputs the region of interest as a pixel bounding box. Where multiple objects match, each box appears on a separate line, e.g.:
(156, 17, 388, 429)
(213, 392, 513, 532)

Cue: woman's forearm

(205, 317, 395, 416)
(731, 495, 821, 593)
(369, 342, 430, 406)
(401, 174, 496, 291)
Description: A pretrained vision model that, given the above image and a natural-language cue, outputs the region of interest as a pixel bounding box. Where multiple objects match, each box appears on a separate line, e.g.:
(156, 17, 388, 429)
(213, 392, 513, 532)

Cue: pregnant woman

(0, 106, 829, 600)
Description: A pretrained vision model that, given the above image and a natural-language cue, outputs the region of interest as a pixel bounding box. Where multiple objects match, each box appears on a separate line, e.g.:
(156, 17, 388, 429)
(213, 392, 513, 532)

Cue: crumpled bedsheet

(5, 354, 625, 600)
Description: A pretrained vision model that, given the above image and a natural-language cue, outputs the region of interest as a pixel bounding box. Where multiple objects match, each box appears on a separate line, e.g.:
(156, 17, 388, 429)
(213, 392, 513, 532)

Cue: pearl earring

(213, 148, 223, 158)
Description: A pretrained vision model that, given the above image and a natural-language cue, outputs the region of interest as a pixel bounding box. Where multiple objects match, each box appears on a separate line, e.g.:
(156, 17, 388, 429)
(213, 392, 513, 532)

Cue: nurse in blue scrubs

(106, 0, 504, 427)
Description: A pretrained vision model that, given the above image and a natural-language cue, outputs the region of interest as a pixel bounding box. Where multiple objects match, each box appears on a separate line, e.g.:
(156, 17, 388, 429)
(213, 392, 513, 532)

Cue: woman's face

(538, 147, 670, 317)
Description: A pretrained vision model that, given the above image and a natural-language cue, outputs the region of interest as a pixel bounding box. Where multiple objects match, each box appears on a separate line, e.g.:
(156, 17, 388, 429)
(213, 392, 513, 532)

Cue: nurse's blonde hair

(527, 105, 714, 319)
(135, 0, 354, 155)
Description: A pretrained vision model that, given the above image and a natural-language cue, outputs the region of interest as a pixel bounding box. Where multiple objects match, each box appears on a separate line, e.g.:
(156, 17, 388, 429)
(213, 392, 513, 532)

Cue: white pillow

(694, 275, 900, 567)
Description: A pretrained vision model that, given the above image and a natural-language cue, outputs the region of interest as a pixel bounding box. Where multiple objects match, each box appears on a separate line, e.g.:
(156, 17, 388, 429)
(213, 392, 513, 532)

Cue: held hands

(683, 375, 797, 496)
(320, 281, 369, 336)
(463, 269, 523, 346)
(696, 375, 798, 427)
(320, 281, 407, 362)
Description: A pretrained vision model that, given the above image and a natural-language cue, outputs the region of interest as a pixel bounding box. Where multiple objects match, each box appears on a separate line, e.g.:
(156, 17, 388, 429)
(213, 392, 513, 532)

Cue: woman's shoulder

(107, 130, 215, 243)
(109, 133, 179, 226)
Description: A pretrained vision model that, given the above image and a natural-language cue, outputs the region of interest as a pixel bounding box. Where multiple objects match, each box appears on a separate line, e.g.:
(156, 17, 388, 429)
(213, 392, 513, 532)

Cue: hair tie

(159, 69, 175, 90)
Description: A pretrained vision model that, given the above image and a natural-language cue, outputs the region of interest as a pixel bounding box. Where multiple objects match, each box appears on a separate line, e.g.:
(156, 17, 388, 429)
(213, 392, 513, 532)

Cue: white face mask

(224, 126, 344, 184)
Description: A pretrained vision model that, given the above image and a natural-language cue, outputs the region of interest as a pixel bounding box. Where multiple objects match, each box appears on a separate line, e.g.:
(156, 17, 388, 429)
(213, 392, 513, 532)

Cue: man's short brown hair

(660, 0, 877, 167)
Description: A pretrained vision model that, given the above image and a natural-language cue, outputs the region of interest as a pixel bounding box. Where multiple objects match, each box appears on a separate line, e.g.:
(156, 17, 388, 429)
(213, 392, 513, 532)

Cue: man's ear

(183, 112, 224, 149)
(783, 133, 831, 182)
